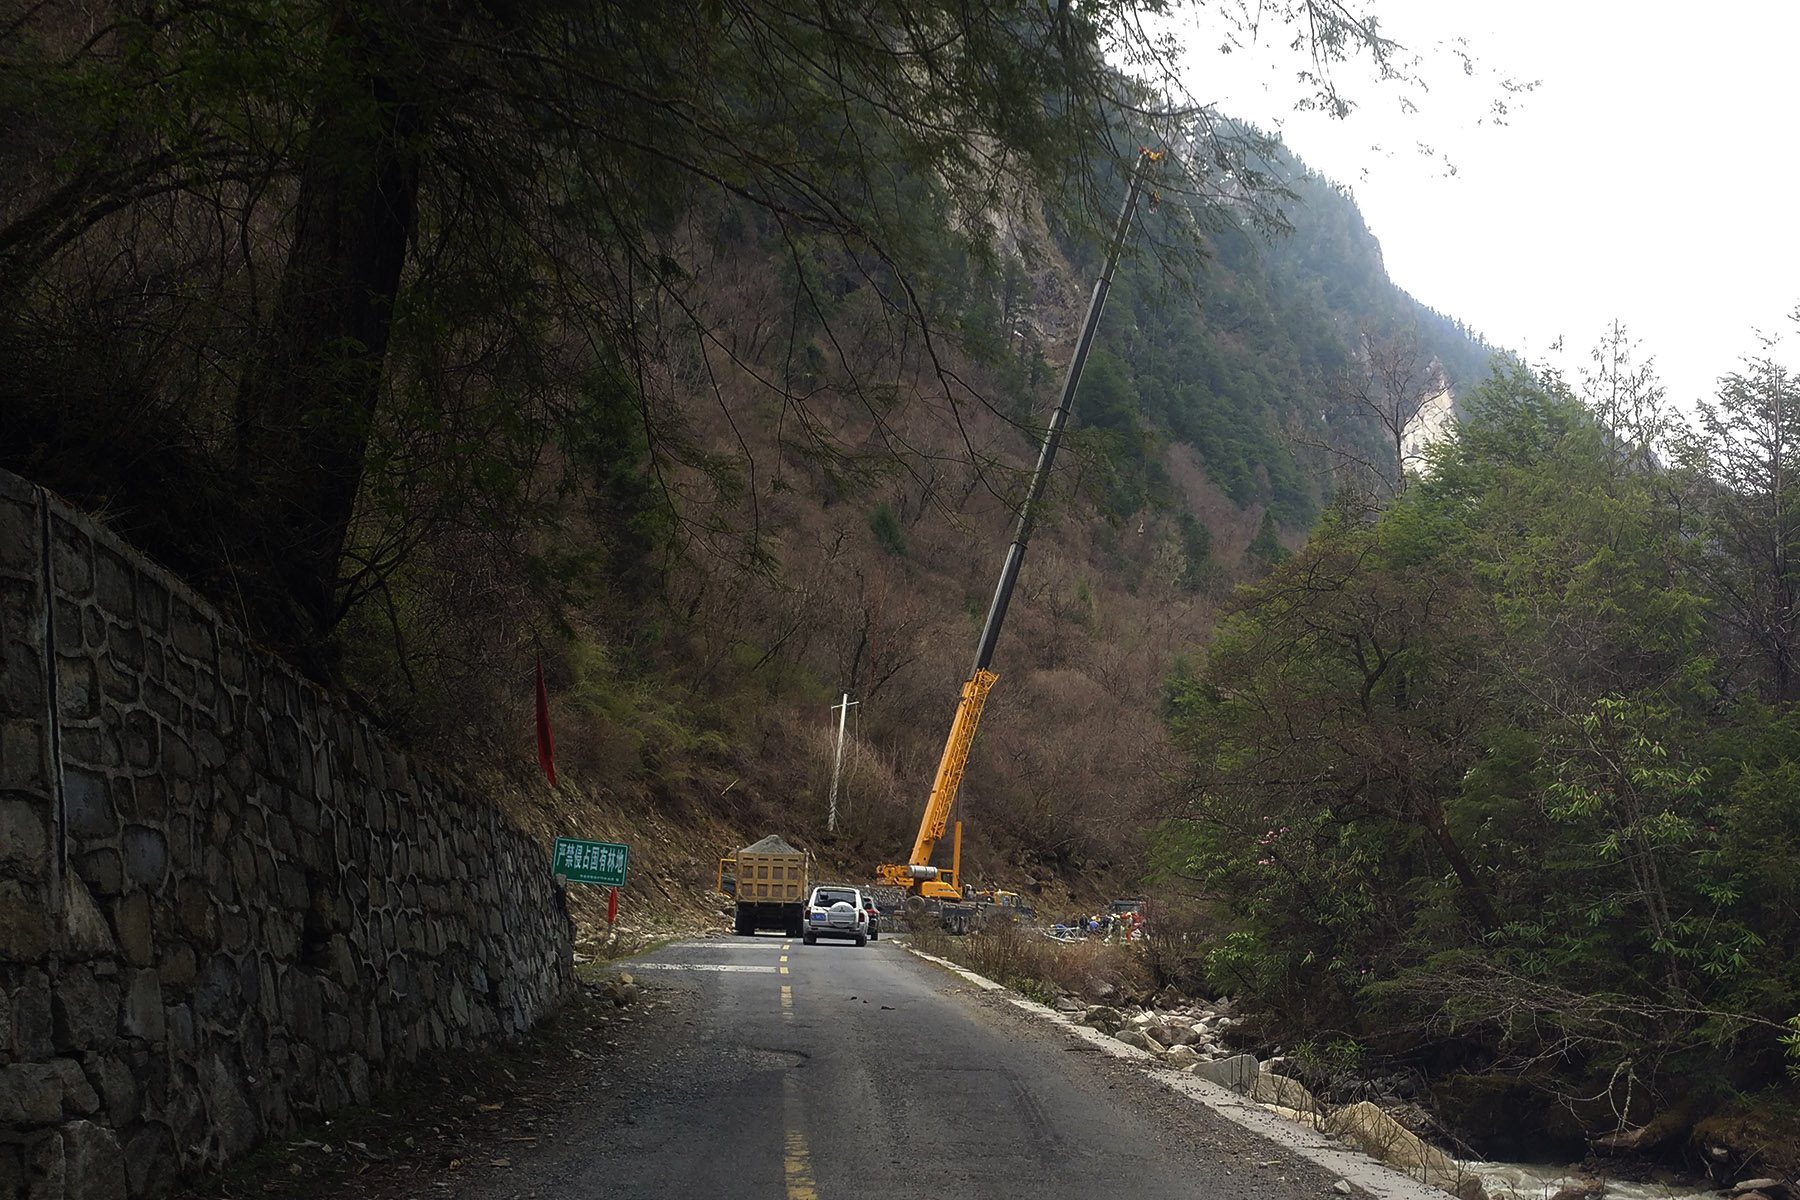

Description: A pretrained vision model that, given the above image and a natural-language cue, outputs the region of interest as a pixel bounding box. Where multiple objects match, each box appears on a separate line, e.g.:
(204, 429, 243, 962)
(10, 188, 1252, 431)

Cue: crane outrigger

(876, 148, 1163, 906)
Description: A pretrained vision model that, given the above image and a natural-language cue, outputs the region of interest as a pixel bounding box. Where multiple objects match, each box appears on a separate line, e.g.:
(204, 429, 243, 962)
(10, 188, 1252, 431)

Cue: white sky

(1163, 0, 1800, 409)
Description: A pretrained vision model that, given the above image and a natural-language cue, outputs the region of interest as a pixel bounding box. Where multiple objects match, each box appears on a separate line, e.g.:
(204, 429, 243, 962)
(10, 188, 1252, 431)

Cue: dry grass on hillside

(340, 203, 1273, 917)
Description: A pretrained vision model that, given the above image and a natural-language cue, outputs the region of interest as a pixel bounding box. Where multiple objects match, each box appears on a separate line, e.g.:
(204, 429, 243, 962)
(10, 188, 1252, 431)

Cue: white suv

(804, 885, 870, 947)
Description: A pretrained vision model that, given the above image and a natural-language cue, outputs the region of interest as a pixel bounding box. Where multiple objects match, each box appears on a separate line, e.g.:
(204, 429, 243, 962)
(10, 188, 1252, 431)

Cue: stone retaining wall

(0, 470, 574, 1199)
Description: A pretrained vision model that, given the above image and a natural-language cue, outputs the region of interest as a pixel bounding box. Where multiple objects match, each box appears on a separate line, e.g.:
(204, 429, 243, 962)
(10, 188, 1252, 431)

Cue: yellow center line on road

(781, 1073, 818, 1200)
(780, 955, 788, 962)
(780, 965, 789, 974)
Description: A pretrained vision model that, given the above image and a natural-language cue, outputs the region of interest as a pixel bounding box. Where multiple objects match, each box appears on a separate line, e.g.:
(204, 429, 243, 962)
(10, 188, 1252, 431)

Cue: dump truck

(719, 834, 811, 936)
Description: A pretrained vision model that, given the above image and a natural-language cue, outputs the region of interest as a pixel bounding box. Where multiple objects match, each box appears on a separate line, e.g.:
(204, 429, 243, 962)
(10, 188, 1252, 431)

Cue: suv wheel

(803, 932, 817, 945)
(855, 932, 868, 947)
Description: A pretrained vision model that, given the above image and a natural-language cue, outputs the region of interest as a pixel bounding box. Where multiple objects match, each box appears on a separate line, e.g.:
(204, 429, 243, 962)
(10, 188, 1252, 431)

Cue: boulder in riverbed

(1162, 1045, 1201, 1070)
(1252, 1070, 1322, 1114)
(1188, 1053, 1259, 1092)
(1323, 1101, 1482, 1198)
(1082, 1005, 1123, 1031)
(1113, 1028, 1157, 1053)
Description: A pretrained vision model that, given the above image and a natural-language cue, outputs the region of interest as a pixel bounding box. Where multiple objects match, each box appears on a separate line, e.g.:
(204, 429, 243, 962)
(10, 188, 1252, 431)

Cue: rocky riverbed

(1054, 992, 1794, 1200)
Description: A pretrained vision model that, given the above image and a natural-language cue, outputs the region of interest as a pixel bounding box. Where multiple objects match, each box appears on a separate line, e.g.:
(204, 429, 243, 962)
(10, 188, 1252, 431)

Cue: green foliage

(1243, 511, 1290, 566)
(1162, 360, 1800, 1094)
(1176, 512, 1215, 592)
(1082, 156, 1499, 536)
(868, 501, 907, 558)
(1291, 1035, 1368, 1086)
(564, 640, 732, 781)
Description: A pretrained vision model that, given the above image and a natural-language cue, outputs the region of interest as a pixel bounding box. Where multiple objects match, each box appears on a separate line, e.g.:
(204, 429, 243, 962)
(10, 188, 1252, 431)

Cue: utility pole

(826, 693, 859, 832)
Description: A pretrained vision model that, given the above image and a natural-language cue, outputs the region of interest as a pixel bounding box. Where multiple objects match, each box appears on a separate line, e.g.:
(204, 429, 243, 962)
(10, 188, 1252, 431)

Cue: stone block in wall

(52, 1057, 99, 1117)
(132, 575, 167, 636)
(122, 970, 165, 1042)
(156, 1061, 204, 1157)
(1, 720, 47, 793)
(236, 951, 261, 1016)
(49, 518, 94, 599)
(216, 631, 245, 689)
(51, 964, 118, 1052)
(168, 600, 213, 665)
(0, 1062, 64, 1125)
(119, 709, 157, 771)
(0, 879, 51, 960)
(1, 566, 43, 637)
(57, 655, 100, 721)
(30, 1131, 66, 1198)
(144, 680, 183, 727)
(92, 545, 134, 618)
(63, 1119, 129, 1200)
(62, 873, 117, 960)
(200, 1056, 259, 1165)
(176, 879, 216, 942)
(63, 767, 117, 841)
(75, 848, 123, 898)
(189, 667, 219, 728)
(54, 595, 84, 650)
(123, 1121, 176, 1199)
(59, 721, 123, 771)
(109, 893, 153, 968)
(120, 826, 167, 890)
(1, 629, 46, 721)
(191, 728, 224, 773)
(0, 793, 49, 869)
(108, 622, 144, 674)
(6, 968, 53, 1059)
(0, 1142, 22, 1198)
(100, 645, 141, 704)
(163, 1004, 193, 1059)
(158, 944, 195, 994)
(191, 953, 235, 1021)
(126, 775, 165, 823)
(286, 783, 316, 834)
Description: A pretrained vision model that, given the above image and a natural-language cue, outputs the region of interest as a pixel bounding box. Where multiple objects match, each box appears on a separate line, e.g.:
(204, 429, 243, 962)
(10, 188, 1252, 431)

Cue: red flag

(607, 886, 619, 924)
(535, 653, 556, 786)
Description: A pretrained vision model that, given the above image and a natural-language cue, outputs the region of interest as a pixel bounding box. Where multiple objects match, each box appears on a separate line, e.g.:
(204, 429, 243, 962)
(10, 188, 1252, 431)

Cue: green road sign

(551, 837, 629, 887)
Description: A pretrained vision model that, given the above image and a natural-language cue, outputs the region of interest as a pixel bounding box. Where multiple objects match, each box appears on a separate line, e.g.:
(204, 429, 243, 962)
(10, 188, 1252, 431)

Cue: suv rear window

(812, 889, 857, 907)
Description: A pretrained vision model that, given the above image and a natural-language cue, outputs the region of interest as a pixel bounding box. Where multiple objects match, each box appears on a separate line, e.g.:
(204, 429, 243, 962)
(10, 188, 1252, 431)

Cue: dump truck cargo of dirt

(719, 835, 811, 936)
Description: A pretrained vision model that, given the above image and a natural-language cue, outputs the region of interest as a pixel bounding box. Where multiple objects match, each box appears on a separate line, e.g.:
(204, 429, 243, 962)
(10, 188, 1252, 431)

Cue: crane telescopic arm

(877, 150, 1162, 896)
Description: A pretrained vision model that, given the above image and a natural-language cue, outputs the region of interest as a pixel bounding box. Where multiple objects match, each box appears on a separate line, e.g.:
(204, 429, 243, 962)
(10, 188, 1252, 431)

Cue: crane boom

(875, 668, 996, 896)
(878, 149, 1161, 896)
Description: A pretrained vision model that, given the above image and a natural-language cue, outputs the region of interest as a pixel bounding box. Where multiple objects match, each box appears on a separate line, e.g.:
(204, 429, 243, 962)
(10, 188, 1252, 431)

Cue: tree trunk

(1416, 795, 1500, 932)
(236, 1, 425, 669)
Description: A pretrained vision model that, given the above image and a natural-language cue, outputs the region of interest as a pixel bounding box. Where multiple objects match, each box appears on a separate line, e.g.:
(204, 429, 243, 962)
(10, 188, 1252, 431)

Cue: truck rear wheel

(734, 910, 753, 936)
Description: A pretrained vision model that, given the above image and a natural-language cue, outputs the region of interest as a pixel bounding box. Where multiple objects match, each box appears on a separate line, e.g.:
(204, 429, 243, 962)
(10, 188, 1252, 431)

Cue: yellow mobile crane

(876, 149, 1162, 915)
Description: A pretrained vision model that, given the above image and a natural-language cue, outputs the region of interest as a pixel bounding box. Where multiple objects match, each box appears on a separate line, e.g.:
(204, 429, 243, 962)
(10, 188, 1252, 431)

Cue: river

(1467, 1160, 1714, 1200)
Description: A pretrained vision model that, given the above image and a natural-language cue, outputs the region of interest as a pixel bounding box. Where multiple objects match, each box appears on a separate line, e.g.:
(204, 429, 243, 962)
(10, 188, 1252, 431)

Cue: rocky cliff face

(1401, 383, 1457, 478)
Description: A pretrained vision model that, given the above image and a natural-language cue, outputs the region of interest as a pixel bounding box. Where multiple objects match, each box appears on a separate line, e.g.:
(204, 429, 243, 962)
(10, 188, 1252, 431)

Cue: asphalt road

(438, 933, 1350, 1200)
